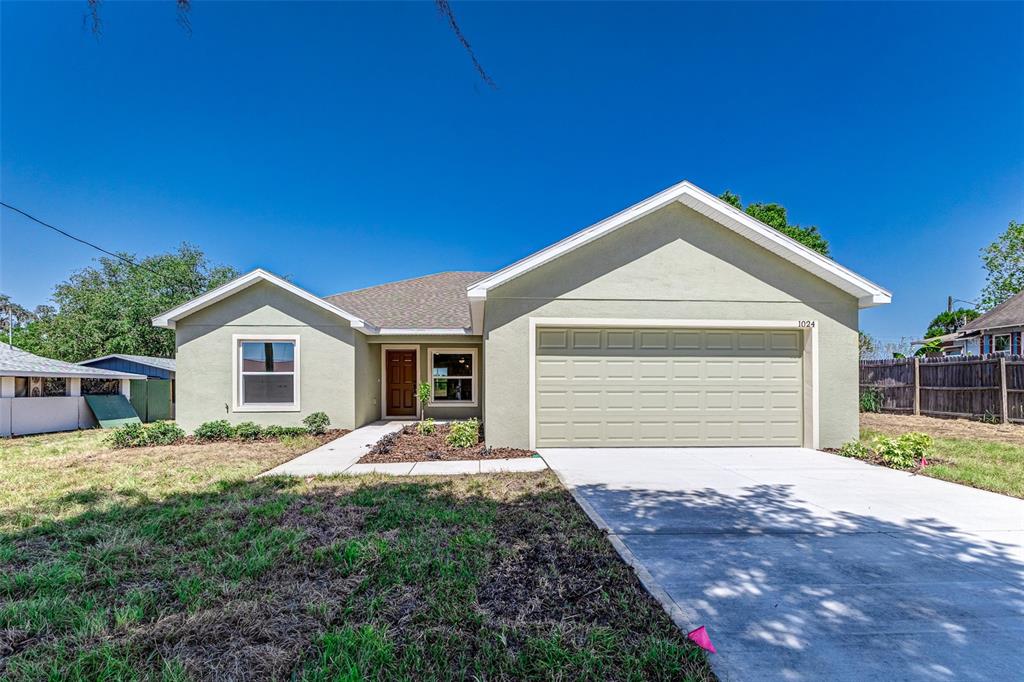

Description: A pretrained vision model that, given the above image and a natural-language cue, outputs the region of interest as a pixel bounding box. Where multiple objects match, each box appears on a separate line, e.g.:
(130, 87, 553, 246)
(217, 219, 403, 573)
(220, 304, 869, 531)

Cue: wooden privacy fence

(860, 354, 1024, 424)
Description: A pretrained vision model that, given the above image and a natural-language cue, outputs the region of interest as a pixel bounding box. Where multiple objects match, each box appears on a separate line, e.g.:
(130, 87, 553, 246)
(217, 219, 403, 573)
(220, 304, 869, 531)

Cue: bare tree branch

(87, 0, 102, 35)
(176, 0, 192, 37)
(434, 0, 496, 88)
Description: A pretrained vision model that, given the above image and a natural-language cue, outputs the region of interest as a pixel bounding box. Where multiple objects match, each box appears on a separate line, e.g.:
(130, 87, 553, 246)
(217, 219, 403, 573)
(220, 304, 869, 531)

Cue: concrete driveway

(540, 447, 1024, 681)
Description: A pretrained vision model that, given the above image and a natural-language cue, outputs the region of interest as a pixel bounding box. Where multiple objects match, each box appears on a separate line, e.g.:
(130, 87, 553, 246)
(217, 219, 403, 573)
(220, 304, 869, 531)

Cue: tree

(12, 244, 237, 362)
(859, 331, 878, 360)
(923, 308, 979, 340)
(0, 294, 37, 337)
(718, 191, 831, 256)
(979, 219, 1024, 310)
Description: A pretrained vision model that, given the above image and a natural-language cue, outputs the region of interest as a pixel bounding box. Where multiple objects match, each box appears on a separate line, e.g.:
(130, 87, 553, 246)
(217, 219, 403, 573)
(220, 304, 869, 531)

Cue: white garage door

(535, 327, 804, 447)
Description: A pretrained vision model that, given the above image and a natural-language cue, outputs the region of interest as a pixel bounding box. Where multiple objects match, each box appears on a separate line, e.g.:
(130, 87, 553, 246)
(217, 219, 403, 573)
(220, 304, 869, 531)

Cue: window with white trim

(995, 334, 1010, 352)
(238, 339, 298, 407)
(429, 348, 477, 405)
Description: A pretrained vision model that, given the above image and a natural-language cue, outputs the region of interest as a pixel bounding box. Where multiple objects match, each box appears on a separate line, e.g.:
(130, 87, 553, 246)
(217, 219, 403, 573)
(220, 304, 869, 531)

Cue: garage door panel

(536, 327, 804, 448)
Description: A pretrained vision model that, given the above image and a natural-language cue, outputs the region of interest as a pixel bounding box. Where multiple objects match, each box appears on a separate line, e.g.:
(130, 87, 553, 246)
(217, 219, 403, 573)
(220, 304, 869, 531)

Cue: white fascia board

(467, 180, 892, 309)
(375, 327, 476, 336)
(151, 269, 377, 333)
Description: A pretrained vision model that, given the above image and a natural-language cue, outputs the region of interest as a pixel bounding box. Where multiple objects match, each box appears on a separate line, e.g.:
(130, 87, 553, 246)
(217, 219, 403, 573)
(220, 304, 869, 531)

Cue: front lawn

(859, 413, 1024, 499)
(0, 430, 712, 681)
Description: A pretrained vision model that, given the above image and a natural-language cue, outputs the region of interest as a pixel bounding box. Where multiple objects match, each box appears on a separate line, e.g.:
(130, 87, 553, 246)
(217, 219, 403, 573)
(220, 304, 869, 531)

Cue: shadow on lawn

(1, 473, 714, 681)
(572, 481, 1024, 681)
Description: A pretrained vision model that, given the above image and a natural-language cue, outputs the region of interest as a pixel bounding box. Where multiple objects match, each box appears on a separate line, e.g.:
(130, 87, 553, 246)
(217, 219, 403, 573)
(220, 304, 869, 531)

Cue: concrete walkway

(262, 420, 547, 476)
(261, 421, 408, 476)
(541, 447, 1024, 682)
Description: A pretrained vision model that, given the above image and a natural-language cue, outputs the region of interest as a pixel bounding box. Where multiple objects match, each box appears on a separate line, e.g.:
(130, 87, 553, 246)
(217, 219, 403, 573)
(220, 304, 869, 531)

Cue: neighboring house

(152, 180, 891, 449)
(78, 354, 177, 422)
(957, 290, 1024, 356)
(1, 344, 144, 437)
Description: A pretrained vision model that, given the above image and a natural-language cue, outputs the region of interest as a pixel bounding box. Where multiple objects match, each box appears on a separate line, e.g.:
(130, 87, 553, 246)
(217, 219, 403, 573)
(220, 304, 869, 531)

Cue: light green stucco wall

(175, 281, 358, 432)
(482, 202, 860, 449)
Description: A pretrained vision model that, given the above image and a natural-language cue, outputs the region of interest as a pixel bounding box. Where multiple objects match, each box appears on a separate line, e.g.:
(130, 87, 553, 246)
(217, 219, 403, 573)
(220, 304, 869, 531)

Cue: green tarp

(84, 394, 142, 428)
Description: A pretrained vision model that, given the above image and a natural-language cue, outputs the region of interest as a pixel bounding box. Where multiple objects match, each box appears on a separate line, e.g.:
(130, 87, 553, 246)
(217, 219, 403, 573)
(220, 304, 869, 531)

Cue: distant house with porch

(78, 354, 176, 422)
(921, 291, 1024, 356)
(1, 344, 144, 437)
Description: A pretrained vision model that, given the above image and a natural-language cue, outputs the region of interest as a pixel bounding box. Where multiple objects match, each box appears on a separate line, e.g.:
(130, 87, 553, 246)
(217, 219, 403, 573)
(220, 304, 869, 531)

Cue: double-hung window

(235, 336, 299, 410)
(428, 348, 477, 406)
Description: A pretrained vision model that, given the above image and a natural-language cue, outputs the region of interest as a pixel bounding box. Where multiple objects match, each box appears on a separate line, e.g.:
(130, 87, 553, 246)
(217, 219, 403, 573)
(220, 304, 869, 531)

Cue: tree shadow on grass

(0, 473, 714, 681)
(571, 481, 1024, 681)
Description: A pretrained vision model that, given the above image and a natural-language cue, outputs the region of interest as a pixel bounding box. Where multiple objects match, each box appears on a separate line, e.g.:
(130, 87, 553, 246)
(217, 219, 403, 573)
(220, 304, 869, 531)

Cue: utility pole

(947, 295, 953, 313)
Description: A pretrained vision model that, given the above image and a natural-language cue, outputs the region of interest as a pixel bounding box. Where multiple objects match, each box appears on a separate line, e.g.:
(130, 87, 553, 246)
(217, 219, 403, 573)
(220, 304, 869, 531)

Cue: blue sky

(2, 1, 1021, 345)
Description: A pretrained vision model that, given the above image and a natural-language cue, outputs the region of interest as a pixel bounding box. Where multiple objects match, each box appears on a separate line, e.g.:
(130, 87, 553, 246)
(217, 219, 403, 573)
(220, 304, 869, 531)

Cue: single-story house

(917, 291, 1024, 356)
(153, 180, 892, 449)
(958, 291, 1023, 355)
(78, 354, 176, 421)
(1, 344, 144, 437)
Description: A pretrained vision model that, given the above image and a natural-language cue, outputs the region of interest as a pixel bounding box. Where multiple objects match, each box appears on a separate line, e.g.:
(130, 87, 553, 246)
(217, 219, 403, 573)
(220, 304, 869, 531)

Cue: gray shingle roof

(0, 344, 146, 379)
(79, 354, 176, 372)
(960, 290, 1024, 333)
(326, 272, 490, 330)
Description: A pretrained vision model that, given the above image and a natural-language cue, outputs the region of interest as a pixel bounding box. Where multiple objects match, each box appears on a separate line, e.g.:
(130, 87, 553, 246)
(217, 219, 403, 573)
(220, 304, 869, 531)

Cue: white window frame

(994, 334, 1011, 352)
(427, 347, 478, 407)
(232, 334, 300, 412)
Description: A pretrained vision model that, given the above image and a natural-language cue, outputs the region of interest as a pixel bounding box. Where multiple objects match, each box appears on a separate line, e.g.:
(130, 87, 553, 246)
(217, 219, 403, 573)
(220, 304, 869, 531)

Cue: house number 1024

(798, 320, 816, 328)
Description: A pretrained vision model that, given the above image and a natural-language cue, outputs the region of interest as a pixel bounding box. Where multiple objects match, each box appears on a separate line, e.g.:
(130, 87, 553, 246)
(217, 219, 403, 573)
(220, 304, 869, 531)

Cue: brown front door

(386, 349, 417, 416)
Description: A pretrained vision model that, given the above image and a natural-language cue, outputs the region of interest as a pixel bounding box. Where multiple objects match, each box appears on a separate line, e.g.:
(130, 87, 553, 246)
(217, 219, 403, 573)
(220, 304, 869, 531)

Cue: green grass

(0, 431, 713, 681)
(860, 427, 1024, 498)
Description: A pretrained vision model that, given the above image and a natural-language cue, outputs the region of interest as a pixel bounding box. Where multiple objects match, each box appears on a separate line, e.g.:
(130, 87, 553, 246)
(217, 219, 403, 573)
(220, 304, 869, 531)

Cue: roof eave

(151, 269, 376, 333)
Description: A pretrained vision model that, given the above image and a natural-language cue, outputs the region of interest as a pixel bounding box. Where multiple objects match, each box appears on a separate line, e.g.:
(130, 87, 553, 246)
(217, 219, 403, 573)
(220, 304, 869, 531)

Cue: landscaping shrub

(303, 411, 331, 435)
(417, 382, 431, 412)
(264, 425, 308, 438)
(194, 420, 236, 441)
(417, 418, 436, 436)
(838, 439, 871, 460)
(145, 420, 186, 445)
(446, 418, 480, 448)
(107, 421, 186, 448)
(234, 421, 264, 441)
(107, 422, 148, 448)
(859, 386, 883, 413)
(874, 432, 932, 469)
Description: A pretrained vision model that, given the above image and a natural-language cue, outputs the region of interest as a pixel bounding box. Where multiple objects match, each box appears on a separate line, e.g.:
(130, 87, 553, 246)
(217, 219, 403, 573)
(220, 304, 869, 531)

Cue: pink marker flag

(687, 626, 717, 654)
(921, 457, 929, 467)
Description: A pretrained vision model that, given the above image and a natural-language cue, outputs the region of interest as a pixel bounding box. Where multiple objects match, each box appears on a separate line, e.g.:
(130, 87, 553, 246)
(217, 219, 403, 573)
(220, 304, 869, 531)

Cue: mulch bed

(358, 424, 536, 463)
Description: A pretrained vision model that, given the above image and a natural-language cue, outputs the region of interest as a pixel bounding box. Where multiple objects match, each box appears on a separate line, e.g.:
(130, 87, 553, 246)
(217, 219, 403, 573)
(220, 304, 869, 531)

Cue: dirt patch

(359, 424, 536, 463)
(861, 412, 1024, 446)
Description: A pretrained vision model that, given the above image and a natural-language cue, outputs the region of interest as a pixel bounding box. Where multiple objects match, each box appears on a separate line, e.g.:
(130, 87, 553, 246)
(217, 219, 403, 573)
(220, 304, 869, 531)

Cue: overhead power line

(1, 200, 199, 295)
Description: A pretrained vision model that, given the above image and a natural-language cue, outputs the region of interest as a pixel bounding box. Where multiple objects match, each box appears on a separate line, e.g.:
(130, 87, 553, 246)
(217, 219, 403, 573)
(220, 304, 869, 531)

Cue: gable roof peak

(467, 179, 891, 309)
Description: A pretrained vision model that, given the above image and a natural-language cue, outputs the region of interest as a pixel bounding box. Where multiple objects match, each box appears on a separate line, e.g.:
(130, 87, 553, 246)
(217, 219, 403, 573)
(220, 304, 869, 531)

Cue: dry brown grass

(861, 412, 1024, 446)
(0, 429, 323, 532)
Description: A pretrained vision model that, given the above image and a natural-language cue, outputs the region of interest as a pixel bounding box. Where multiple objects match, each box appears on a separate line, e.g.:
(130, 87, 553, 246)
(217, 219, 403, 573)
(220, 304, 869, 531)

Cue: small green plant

(417, 418, 436, 436)
(303, 411, 331, 435)
(108, 422, 148, 448)
(416, 382, 431, 413)
(859, 386, 883, 413)
(194, 420, 236, 441)
(838, 439, 871, 460)
(145, 421, 186, 446)
(874, 432, 932, 469)
(446, 418, 480, 448)
(234, 421, 264, 441)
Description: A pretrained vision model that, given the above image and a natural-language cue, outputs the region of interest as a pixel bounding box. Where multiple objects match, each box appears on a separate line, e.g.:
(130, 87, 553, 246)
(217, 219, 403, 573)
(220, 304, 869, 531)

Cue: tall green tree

(979, 219, 1023, 310)
(923, 308, 979, 339)
(719, 190, 831, 256)
(0, 294, 38, 337)
(13, 244, 237, 362)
